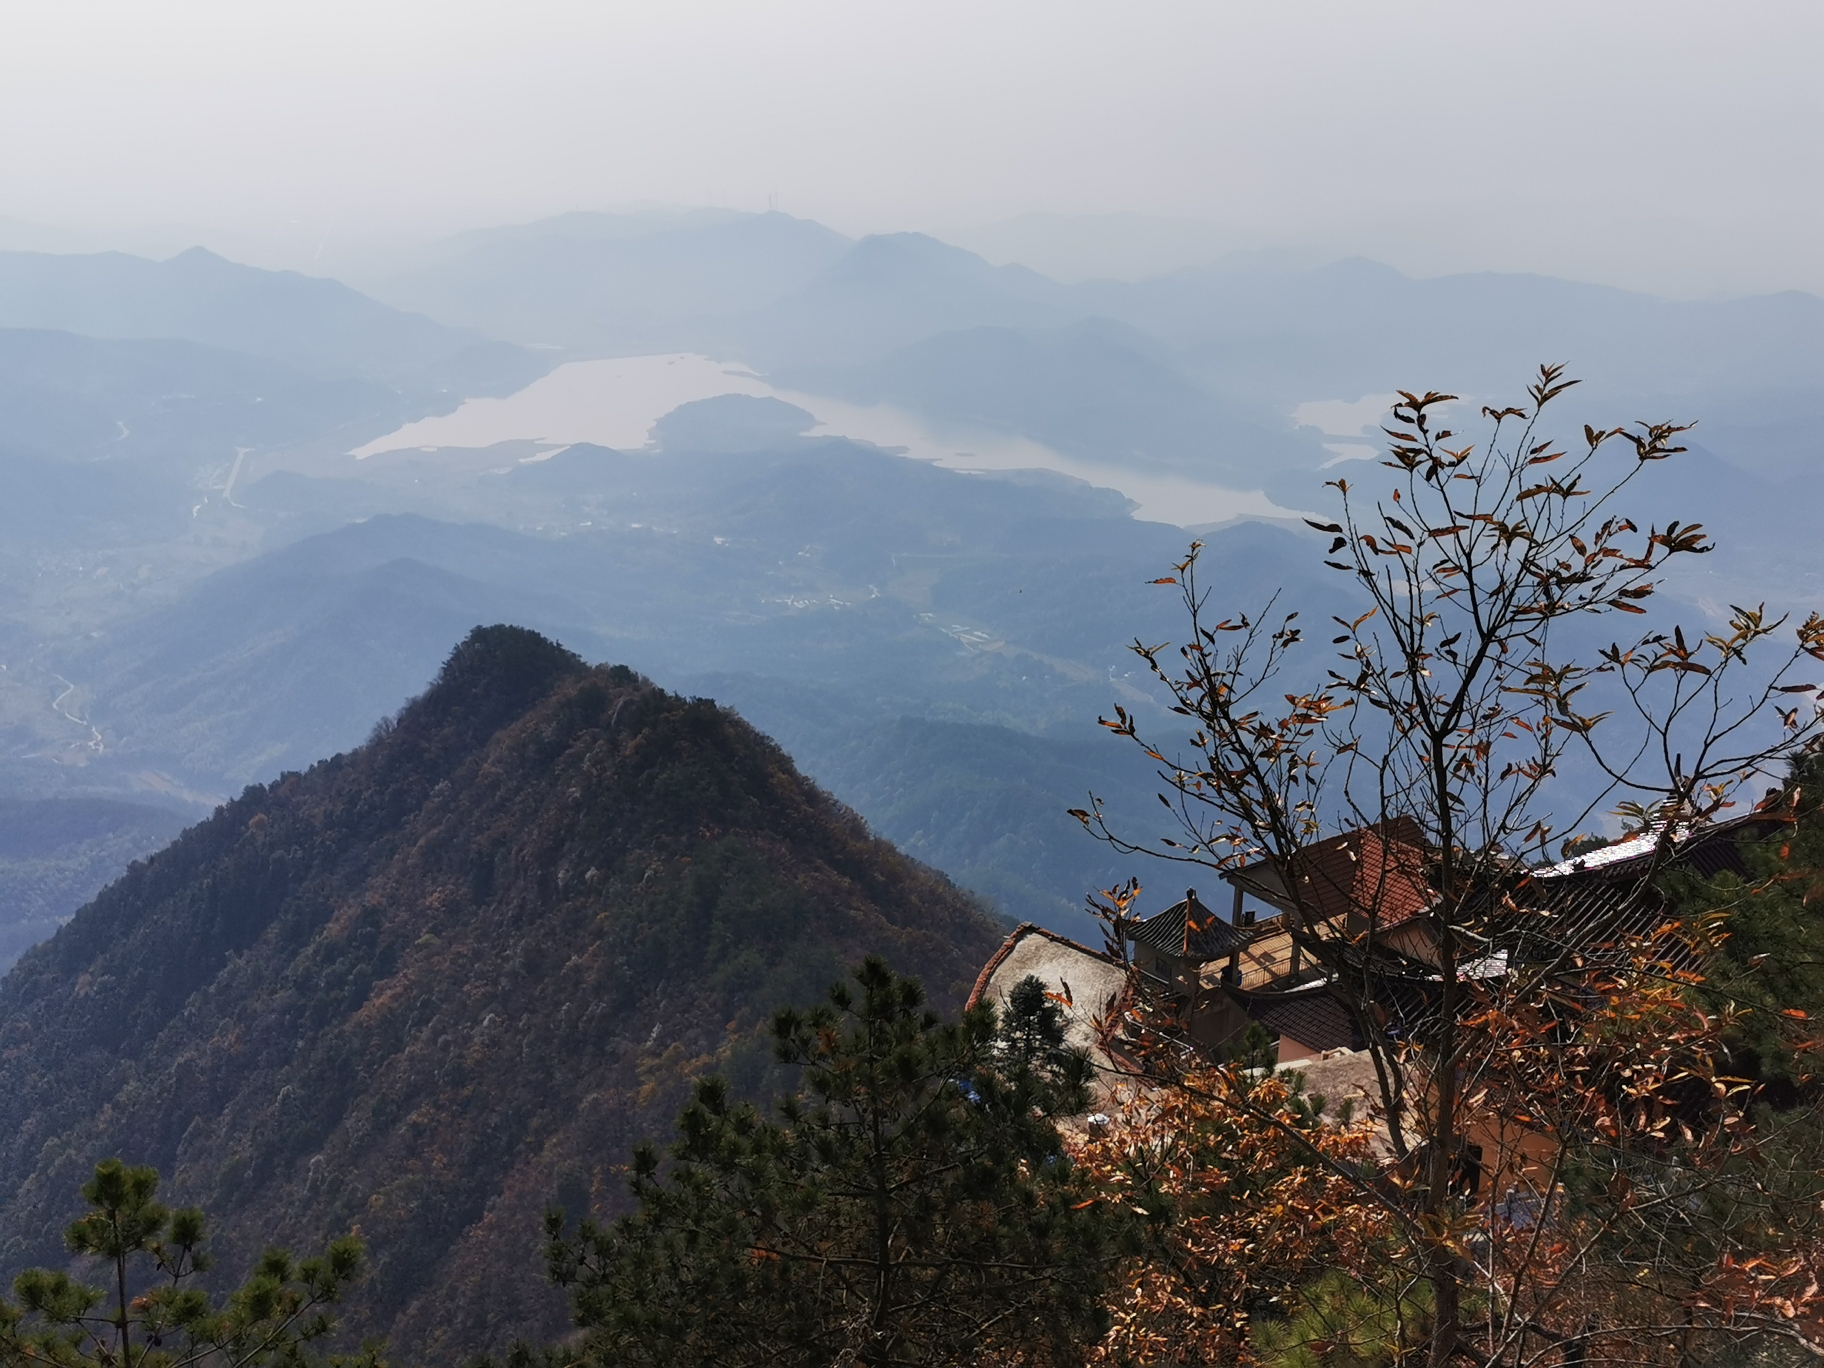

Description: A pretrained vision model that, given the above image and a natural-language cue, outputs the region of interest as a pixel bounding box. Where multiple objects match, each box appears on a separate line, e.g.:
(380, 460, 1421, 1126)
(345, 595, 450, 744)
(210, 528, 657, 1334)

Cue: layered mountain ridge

(0, 625, 1003, 1360)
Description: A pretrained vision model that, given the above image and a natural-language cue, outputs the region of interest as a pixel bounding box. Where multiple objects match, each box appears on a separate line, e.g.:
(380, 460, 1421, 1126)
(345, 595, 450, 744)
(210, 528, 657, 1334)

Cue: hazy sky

(3, 0, 1819, 296)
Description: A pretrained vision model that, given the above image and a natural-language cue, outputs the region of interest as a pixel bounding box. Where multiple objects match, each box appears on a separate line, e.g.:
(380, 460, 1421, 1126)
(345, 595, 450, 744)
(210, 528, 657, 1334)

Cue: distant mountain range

(374, 210, 851, 354)
(940, 211, 1273, 284)
(359, 208, 1824, 486)
(780, 318, 1321, 494)
(1, 205, 1819, 961)
(0, 329, 438, 472)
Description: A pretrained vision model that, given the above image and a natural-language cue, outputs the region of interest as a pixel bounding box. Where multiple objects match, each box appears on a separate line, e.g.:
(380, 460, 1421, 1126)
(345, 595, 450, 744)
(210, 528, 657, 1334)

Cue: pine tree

(993, 973, 1092, 1112)
(540, 957, 1127, 1367)
(0, 1159, 371, 1368)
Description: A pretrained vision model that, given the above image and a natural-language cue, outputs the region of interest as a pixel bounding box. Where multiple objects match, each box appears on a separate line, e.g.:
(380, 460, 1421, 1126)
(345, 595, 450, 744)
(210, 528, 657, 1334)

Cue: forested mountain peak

(0, 625, 1002, 1360)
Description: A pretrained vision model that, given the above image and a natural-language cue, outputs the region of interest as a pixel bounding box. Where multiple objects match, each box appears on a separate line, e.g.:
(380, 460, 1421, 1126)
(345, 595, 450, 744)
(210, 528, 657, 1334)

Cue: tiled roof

(1233, 983, 1361, 1053)
(1532, 809, 1782, 882)
(1498, 874, 1685, 970)
(1127, 888, 1252, 961)
(1532, 829, 1667, 879)
(1225, 818, 1435, 930)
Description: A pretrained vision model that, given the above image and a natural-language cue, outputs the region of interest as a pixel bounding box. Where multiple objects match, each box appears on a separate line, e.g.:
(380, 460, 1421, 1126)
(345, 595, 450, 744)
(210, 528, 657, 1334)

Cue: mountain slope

(744, 232, 1073, 366)
(0, 626, 1003, 1360)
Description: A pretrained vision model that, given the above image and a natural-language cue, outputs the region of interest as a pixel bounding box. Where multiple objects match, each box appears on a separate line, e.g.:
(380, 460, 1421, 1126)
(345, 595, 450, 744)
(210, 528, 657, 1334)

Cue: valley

(2, 209, 1820, 966)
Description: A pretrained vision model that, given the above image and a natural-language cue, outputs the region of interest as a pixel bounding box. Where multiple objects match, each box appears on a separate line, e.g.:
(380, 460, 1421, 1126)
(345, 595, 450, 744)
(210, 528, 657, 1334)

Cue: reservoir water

(351, 354, 1304, 528)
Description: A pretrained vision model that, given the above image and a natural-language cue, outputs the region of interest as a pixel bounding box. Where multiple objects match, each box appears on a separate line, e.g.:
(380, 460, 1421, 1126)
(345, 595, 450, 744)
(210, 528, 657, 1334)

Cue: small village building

(969, 805, 1790, 1184)
(1124, 888, 1254, 1045)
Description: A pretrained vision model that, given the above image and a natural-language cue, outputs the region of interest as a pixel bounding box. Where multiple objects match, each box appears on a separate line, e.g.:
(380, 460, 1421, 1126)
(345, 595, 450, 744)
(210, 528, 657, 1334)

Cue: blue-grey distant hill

(1069, 256, 1824, 474)
(782, 319, 1327, 495)
(0, 438, 191, 546)
(356, 209, 1824, 490)
(371, 210, 851, 352)
(66, 539, 600, 786)
(769, 245, 1824, 505)
(649, 394, 817, 452)
(360, 210, 1824, 492)
(0, 323, 556, 562)
(0, 246, 547, 389)
(740, 232, 1073, 367)
(0, 798, 186, 970)
(0, 329, 420, 465)
(370, 215, 1073, 368)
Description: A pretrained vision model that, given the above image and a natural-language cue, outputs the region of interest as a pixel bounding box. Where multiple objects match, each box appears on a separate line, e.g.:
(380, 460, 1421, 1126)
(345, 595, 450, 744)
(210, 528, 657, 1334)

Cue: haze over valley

(1, 190, 1821, 957)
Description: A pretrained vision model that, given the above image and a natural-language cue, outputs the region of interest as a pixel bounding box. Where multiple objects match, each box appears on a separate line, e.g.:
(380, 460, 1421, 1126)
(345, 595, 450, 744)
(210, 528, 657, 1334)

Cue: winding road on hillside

(50, 674, 104, 754)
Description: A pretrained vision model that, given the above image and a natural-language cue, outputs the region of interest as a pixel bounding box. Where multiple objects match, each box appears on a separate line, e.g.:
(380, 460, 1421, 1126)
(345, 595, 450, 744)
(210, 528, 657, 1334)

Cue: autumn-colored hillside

(0, 626, 1004, 1360)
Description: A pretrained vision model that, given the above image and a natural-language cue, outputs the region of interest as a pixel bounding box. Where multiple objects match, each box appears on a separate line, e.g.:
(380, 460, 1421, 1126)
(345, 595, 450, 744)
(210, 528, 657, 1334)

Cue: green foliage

(0, 1159, 368, 1368)
(540, 958, 1127, 1367)
(1677, 753, 1824, 1089)
(1220, 1020, 1279, 1072)
(1252, 1270, 1435, 1368)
